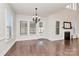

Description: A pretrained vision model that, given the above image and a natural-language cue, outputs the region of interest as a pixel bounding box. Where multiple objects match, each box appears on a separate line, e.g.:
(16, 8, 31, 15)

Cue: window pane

(20, 21, 27, 35)
(6, 8, 13, 39)
(30, 22, 36, 34)
(39, 22, 43, 27)
(56, 21, 60, 35)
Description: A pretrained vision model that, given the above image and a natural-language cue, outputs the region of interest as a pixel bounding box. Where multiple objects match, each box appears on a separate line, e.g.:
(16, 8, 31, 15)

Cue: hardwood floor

(5, 39, 79, 56)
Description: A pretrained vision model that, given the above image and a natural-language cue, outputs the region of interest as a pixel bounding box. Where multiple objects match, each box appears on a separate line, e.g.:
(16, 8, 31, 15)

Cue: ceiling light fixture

(32, 8, 40, 24)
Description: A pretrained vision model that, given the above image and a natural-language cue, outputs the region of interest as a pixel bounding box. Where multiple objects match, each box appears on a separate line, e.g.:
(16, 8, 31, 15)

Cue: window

(66, 3, 77, 11)
(7, 15, 13, 39)
(56, 21, 60, 35)
(5, 8, 13, 39)
(39, 22, 43, 28)
(39, 22, 43, 33)
(20, 21, 28, 35)
(29, 21, 36, 34)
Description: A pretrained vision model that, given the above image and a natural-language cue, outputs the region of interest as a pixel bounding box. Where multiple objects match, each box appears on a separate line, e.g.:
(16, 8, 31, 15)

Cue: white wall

(76, 11, 79, 37)
(16, 15, 47, 41)
(0, 3, 16, 56)
(16, 9, 77, 41)
(0, 3, 79, 56)
(14, 4, 79, 42)
(45, 15, 64, 41)
(46, 15, 71, 41)
(46, 9, 76, 41)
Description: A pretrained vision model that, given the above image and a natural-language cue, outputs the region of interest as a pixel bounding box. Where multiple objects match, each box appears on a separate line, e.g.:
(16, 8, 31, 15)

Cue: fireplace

(64, 32, 70, 40)
(64, 32, 70, 45)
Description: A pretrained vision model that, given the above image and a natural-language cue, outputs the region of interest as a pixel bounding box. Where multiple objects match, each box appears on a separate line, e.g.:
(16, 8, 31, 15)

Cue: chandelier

(32, 8, 40, 23)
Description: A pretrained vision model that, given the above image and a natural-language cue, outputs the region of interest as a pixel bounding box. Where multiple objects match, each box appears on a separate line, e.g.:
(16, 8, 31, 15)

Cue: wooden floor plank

(5, 39, 79, 56)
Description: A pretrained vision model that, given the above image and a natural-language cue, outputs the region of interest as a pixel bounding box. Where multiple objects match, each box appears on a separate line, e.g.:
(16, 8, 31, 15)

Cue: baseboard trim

(0, 40, 16, 56)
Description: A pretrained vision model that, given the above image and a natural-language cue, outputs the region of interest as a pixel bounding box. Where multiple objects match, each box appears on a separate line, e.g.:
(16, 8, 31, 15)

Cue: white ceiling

(9, 3, 68, 17)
